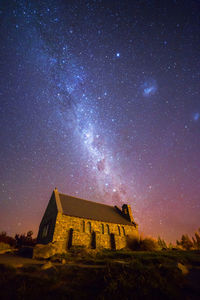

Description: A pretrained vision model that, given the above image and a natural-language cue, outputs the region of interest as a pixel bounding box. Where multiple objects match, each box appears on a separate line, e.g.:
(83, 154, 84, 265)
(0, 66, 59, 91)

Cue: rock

(12, 263, 24, 268)
(33, 244, 56, 259)
(0, 242, 13, 254)
(41, 261, 54, 270)
(61, 258, 66, 264)
(18, 246, 33, 258)
(177, 262, 189, 275)
(33, 242, 65, 259)
(0, 248, 13, 254)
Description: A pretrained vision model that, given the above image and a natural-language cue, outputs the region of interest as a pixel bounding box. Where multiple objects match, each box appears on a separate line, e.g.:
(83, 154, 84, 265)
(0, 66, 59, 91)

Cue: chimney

(122, 204, 134, 223)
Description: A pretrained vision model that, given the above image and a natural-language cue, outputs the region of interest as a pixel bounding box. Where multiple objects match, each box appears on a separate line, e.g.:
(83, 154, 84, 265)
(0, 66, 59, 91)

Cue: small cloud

(141, 79, 158, 97)
(193, 112, 199, 121)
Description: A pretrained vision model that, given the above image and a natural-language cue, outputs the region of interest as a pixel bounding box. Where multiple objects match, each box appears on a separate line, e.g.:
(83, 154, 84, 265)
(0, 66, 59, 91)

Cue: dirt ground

(0, 253, 42, 267)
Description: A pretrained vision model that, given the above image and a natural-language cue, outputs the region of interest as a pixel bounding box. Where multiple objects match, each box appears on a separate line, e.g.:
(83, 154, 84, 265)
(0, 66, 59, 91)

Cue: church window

(86, 221, 91, 233)
(118, 225, 121, 236)
(122, 226, 125, 236)
(106, 224, 110, 234)
(42, 224, 49, 238)
(82, 220, 85, 232)
(101, 224, 104, 234)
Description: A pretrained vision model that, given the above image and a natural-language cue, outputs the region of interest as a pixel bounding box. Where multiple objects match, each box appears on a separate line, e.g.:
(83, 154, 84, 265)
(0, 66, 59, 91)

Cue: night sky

(0, 0, 200, 242)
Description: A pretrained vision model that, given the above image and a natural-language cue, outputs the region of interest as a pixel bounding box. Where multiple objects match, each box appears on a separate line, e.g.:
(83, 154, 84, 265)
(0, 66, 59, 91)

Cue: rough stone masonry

(36, 188, 138, 253)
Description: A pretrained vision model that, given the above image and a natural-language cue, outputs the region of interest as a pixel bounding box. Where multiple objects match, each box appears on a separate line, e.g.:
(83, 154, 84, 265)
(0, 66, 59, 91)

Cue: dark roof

(59, 193, 133, 226)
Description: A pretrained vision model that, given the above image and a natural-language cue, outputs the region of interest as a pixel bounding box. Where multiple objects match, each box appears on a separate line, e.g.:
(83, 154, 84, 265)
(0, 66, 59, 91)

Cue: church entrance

(67, 228, 73, 249)
(91, 231, 96, 249)
(110, 233, 116, 250)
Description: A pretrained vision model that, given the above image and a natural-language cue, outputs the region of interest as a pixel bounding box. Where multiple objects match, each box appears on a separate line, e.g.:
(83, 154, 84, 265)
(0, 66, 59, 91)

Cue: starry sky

(0, 0, 200, 242)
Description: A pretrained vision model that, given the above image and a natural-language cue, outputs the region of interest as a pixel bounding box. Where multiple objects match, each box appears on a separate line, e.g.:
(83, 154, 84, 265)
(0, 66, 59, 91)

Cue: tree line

(0, 231, 36, 248)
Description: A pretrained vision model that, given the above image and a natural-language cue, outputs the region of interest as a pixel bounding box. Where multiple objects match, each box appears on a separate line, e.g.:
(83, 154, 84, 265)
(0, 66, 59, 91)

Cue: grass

(0, 250, 200, 299)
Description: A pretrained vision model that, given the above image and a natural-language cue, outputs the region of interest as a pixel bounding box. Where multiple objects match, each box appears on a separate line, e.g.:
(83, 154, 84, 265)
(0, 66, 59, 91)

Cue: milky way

(0, 0, 200, 241)
(24, 1, 129, 204)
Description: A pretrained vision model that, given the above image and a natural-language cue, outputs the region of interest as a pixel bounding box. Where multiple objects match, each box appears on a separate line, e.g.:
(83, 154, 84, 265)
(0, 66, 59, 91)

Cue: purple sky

(0, 0, 200, 242)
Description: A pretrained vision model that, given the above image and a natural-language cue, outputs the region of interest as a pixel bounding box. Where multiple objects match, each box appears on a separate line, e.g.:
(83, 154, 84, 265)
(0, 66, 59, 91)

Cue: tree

(192, 229, 200, 250)
(179, 234, 193, 250)
(15, 231, 36, 247)
(0, 231, 16, 246)
(157, 236, 167, 249)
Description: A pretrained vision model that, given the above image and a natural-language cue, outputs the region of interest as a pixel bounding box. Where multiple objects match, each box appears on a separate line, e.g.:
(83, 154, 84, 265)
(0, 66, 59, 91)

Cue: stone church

(37, 188, 138, 251)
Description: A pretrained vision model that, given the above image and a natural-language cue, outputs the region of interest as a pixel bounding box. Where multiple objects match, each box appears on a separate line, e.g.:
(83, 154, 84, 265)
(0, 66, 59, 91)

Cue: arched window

(82, 220, 85, 232)
(106, 224, 110, 234)
(42, 224, 49, 238)
(118, 225, 121, 236)
(101, 224, 104, 234)
(122, 227, 125, 236)
(86, 221, 91, 233)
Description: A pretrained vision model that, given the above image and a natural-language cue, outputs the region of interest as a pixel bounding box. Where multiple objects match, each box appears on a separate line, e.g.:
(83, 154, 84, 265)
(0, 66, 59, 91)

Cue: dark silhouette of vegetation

(0, 231, 36, 248)
(127, 235, 159, 251)
(176, 228, 200, 250)
(177, 234, 193, 250)
(127, 229, 200, 252)
(193, 229, 200, 249)
(157, 236, 167, 250)
(0, 232, 16, 247)
(15, 231, 36, 247)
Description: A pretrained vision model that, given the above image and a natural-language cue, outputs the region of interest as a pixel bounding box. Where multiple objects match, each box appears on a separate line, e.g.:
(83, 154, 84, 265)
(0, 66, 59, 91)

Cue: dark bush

(127, 235, 159, 251)
(15, 231, 36, 248)
(17, 246, 34, 258)
(0, 232, 16, 247)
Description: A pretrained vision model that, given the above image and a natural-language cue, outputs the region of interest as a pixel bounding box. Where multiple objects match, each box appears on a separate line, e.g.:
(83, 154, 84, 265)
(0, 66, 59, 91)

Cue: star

(0, 0, 199, 243)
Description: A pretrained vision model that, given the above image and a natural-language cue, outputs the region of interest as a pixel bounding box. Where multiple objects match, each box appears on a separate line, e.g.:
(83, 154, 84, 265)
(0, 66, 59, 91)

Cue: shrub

(176, 234, 194, 250)
(15, 231, 36, 248)
(193, 228, 200, 250)
(0, 232, 16, 247)
(141, 237, 160, 251)
(17, 246, 34, 258)
(176, 228, 200, 250)
(127, 235, 159, 251)
(157, 236, 167, 250)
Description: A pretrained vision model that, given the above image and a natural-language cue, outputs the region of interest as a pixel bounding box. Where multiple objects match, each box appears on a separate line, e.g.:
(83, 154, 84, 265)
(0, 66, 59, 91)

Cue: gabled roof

(55, 190, 133, 226)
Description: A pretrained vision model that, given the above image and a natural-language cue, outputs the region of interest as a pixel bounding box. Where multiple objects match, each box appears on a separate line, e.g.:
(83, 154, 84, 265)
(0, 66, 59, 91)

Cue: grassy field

(0, 249, 200, 299)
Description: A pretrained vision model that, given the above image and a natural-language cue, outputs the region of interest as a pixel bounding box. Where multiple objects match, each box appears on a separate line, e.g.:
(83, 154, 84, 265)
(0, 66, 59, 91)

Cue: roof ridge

(59, 192, 119, 209)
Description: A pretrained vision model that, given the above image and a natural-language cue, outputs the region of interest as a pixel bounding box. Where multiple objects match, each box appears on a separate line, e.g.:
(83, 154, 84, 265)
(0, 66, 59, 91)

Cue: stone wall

(37, 192, 58, 244)
(52, 212, 138, 250)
